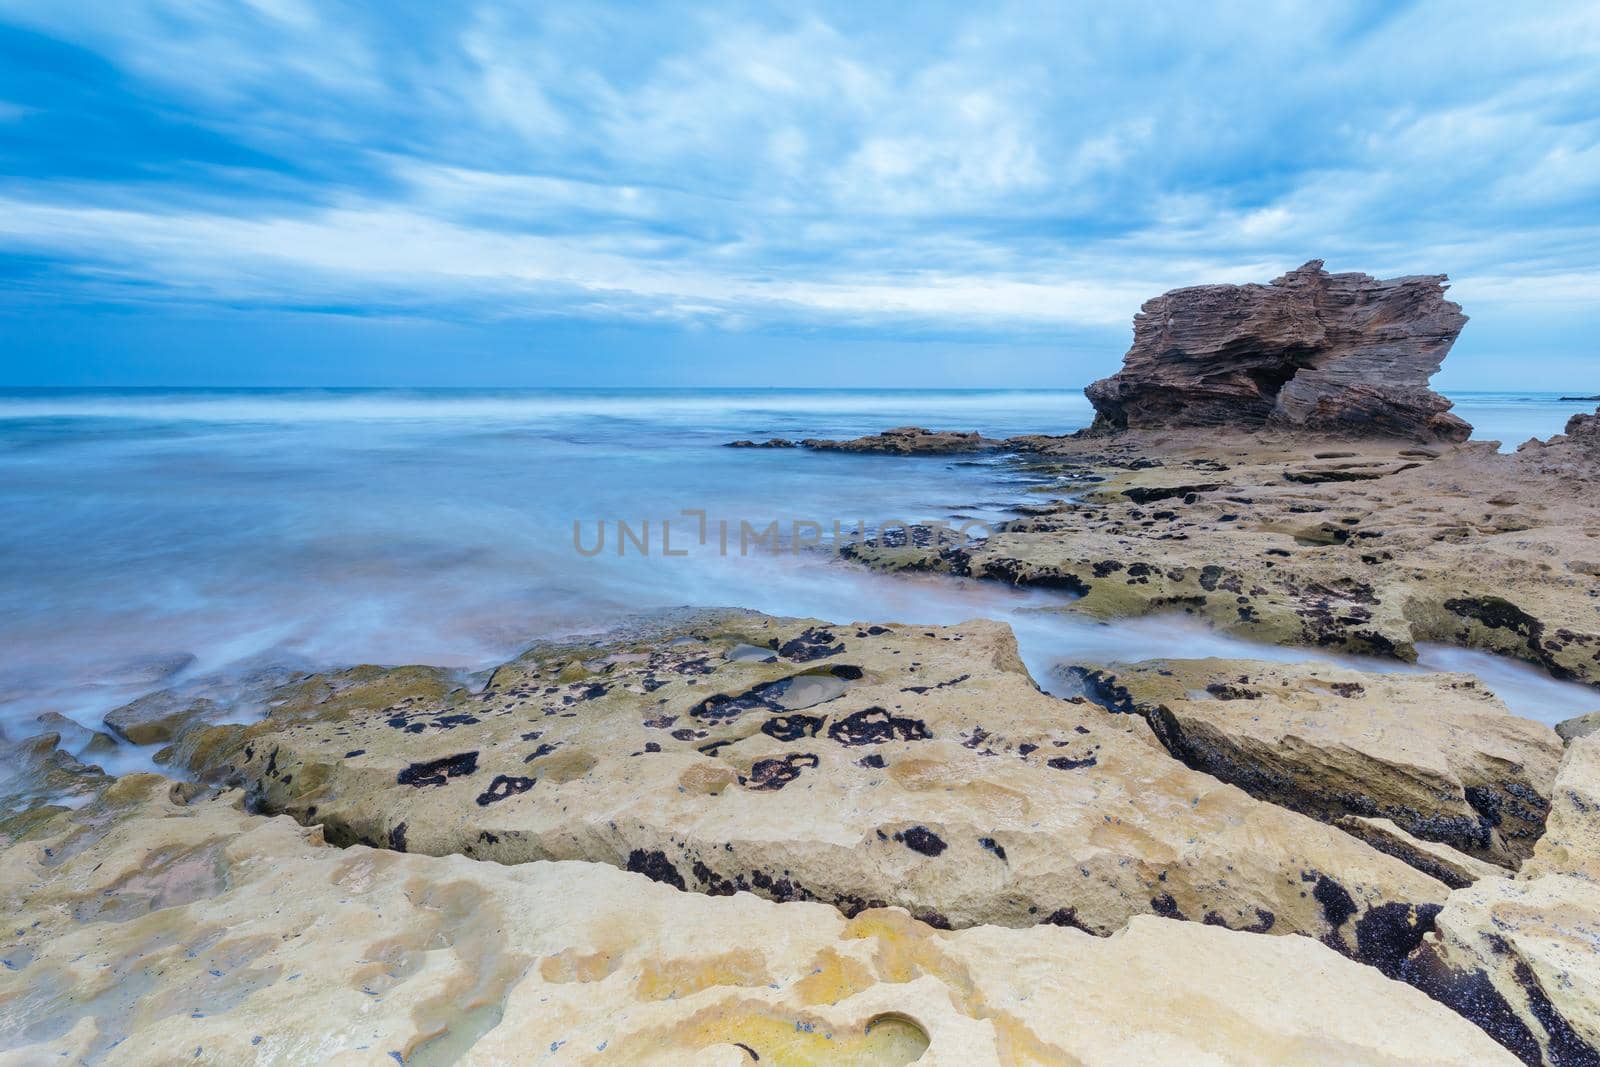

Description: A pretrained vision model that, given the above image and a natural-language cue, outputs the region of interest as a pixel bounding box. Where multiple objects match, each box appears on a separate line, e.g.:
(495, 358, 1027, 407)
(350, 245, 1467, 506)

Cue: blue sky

(0, 1, 1596, 388)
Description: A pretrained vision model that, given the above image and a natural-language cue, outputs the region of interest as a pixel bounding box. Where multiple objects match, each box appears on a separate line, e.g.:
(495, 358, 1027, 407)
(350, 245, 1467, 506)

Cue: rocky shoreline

(4, 264, 1599, 1065)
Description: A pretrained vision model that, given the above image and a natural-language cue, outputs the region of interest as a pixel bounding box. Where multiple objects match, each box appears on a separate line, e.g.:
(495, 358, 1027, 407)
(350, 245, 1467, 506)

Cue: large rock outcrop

(1085, 261, 1471, 441)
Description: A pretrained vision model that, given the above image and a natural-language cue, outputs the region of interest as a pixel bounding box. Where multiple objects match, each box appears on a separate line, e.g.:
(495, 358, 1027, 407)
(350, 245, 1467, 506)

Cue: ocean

(1, 388, 1595, 786)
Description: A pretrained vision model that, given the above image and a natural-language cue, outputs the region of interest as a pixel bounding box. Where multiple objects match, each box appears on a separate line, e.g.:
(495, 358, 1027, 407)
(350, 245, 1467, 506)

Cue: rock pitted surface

(0, 777, 1518, 1066)
(1085, 261, 1471, 442)
(841, 432, 1600, 685)
(168, 611, 1448, 963)
(1555, 711, 1600, 742)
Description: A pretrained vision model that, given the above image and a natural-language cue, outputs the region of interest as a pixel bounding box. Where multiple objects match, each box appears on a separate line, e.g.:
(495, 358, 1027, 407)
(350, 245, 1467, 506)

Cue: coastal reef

(840, 429, 1600, 687)
(5, 267, 1599, 1065)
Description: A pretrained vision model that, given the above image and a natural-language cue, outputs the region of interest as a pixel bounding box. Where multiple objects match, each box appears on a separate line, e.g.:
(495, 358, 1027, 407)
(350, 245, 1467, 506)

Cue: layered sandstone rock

(167, 611, 1448, 966)
(1084, 261, 1470, 442)
(0, 778, 1516, 1066)
(1061, 659, 1563, 866)
(1524, 732, 1600, 883)
(1406, 874, 1600, 1067)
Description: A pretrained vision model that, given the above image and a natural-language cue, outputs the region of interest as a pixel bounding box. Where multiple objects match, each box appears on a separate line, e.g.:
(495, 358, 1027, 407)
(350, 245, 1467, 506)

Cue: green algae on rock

(837, 430, 1600, 685)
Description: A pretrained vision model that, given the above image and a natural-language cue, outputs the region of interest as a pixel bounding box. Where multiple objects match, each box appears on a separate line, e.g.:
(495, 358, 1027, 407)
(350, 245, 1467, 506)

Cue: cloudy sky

(1, 1, 1596, 387)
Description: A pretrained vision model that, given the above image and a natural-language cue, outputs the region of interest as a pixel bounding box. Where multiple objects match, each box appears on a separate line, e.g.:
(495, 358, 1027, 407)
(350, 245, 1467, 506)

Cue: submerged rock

(799, 426, 995, 454)
(1065, 659, 1563, 866)
(1085, 260, 1471, 442)
(174, 610, 1448, 962)
(0, 776, 1518, 1066)
(30, 712, 118, 759)
(725, 437, 797, 448)
(1555, 710, 1600, 743)
(104, 690, 221, 746)
(0, 733, 110, 841)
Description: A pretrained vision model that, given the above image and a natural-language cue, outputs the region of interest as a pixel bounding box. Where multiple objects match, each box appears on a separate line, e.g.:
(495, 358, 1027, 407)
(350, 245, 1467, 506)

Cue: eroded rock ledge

(839, 430, 1600, 686)
(152, 611, 1449, 971)
(0, 776, 1518, 1065)
(1061, 659, 1563, 868)
(1085, 260, 1471, 442)
(728, 426, 996, 454)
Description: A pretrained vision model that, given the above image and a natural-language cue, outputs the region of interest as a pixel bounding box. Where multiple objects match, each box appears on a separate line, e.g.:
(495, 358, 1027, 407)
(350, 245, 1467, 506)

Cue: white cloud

(0, 0, 1596, 358)
(0, 195, 1148, 328)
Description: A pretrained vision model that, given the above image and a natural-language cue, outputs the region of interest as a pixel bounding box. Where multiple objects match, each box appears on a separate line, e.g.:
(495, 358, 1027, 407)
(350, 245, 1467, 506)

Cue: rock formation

(1085, 261, 1471, 441)
(1062, 659, 1563, 867)
(841, 433, 1600, 686)
(1564, 406, 1599, 446)
(1402, 733, 1600, 1065)
(801, 427, 993, 454)
(0, 776, 1518, 1065)
(729, 427, 997, 454)
(167, 611, 1448, 963)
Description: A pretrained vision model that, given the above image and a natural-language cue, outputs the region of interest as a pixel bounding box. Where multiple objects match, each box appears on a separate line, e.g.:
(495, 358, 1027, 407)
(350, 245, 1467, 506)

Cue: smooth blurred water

(0, 387, 1593, 771)
(1449, 391, 1597, 450)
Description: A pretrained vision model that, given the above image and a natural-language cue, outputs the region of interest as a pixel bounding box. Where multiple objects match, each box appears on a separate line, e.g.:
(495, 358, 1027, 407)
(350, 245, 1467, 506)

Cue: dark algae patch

(395, 751, 479, 787)
(893, 826, 947, 856)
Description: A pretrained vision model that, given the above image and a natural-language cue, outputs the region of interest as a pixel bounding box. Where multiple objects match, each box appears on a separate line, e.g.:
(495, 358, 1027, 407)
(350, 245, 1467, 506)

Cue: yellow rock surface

(0, 778, 1516, 1066)
(1064, 658, 1562, 865)
(172, 612, 1447, 962)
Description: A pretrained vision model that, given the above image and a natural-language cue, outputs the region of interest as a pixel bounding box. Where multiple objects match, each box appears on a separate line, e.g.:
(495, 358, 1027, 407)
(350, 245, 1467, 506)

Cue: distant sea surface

(1, 387, 1594, 778)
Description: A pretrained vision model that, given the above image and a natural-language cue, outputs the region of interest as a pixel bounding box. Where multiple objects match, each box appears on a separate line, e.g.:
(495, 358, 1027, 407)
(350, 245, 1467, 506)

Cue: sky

(0, 0, 1596, 388)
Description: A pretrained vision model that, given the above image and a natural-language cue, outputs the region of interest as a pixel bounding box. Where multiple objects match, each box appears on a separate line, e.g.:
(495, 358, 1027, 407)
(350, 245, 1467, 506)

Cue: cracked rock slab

(1062, 658, 1563, 867)
(1336, 816, 1506, 890)
(0, 776, 1517, 1066)
(171, 610, 1448, 968)
(1401, 734, 1600, 1065)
